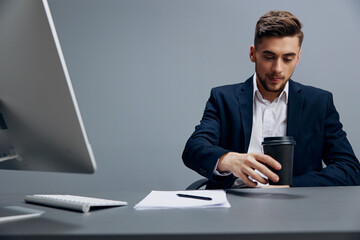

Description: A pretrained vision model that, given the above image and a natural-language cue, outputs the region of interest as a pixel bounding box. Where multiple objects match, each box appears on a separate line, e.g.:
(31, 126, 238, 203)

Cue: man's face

(249, 36, 301, 101)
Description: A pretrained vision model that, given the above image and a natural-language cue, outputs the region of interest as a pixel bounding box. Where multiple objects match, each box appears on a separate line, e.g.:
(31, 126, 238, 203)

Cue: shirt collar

(252, 73, 289, 104)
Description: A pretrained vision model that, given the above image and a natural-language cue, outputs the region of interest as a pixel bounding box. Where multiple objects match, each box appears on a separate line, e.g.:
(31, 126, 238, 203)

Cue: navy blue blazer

(182, 77, 360, 188)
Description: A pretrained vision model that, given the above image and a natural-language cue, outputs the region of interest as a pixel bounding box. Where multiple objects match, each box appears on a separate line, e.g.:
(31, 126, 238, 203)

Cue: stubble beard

(257, 73, 288, 93)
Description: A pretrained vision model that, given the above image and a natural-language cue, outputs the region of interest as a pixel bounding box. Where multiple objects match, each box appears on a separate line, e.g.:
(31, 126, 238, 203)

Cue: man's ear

(249, 45, 256, 62)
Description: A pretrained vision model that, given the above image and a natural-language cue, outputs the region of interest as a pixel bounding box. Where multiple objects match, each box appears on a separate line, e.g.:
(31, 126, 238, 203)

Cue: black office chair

(186, 178, 209, 190)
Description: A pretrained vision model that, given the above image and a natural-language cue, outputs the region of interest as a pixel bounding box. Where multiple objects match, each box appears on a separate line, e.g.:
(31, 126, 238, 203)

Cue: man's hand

(217, 152, 281, 187)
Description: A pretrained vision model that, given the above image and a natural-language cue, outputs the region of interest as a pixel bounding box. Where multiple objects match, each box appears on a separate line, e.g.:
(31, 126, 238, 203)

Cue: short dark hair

(254, 10, 304, 48)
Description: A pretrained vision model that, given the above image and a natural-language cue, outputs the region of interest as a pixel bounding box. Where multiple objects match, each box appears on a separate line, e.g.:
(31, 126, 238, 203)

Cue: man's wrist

(216, 152, 233, 173)
(213, 154, 231, 176)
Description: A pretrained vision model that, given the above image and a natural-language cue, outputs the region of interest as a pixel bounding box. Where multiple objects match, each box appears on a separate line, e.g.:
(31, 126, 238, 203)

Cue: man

(182, 10, 360, 189)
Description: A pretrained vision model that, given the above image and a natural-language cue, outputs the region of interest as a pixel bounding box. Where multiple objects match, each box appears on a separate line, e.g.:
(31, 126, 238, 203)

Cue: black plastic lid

(262, 136, 296, 145)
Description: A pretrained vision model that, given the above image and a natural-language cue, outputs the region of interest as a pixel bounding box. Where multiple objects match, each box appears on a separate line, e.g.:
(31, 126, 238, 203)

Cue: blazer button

(199, 168, 207, 176)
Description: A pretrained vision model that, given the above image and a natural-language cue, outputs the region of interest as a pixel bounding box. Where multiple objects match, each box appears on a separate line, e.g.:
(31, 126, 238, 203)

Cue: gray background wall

(1, 0, 359, 194)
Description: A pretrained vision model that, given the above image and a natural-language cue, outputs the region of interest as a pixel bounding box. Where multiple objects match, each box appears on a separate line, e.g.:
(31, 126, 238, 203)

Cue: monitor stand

(0, 114, 43, 222)
(0, 153, 19, 163)
(0, 113, 20, 163)
(0, 205, 44, 223)
(0, 112, 8, 130)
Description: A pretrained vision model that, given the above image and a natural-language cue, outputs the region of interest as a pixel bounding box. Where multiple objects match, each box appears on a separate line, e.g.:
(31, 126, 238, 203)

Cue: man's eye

(284, 58, 293, 62)
(264, 56, 274, 60)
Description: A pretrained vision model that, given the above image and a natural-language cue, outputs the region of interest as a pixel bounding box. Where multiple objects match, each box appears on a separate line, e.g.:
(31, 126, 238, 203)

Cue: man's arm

(182, 88, 232, 184)
(292, 93, 360, 187)
(182, 87, 281, 188)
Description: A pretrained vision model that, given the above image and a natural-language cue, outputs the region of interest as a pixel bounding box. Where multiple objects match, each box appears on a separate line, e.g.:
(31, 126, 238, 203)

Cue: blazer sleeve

(292, 93, 360, 186)
(182, 88, 232, 184)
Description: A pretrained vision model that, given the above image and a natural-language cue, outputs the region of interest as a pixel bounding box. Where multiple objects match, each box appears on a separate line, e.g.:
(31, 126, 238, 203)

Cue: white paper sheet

(134, 190, 231, 210)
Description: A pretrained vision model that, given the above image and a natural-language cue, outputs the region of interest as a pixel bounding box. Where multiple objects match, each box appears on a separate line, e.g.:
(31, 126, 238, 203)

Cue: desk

(0, 186, 359, 240)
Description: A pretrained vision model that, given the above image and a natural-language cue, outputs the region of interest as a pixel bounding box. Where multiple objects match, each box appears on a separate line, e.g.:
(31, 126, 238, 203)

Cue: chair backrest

(186, 178, 208, 190)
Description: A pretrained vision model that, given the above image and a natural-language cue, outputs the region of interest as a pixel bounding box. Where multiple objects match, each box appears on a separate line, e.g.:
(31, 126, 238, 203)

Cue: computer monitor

(0, 0, 96, 173)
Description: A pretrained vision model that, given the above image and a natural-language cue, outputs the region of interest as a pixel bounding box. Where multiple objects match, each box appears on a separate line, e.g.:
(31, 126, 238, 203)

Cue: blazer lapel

(287, 80, 304, 140)
(237, 77, 253, 152)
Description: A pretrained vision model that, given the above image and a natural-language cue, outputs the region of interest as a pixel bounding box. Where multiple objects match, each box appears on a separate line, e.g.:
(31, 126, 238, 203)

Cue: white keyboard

(24, 194, 128, 213)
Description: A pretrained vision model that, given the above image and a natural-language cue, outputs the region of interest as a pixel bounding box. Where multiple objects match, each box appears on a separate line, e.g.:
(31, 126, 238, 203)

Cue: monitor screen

(0, 0, 96, 173)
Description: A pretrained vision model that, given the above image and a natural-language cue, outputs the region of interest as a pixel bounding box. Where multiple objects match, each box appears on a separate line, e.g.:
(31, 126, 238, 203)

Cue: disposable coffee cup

(262, 136, 296, 185)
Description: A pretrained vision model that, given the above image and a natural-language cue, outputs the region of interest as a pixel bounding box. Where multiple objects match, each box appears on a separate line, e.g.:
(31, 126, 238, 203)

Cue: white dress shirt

(247, 73, 288, 154)
(215, 74, 289, 188)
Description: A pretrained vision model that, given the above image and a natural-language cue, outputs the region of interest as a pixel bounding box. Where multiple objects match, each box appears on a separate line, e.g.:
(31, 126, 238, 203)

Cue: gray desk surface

(0, 186, 359, 240)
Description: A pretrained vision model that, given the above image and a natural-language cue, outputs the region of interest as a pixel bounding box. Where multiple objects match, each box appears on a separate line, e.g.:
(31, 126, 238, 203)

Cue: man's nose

(272, 59, 283, 74)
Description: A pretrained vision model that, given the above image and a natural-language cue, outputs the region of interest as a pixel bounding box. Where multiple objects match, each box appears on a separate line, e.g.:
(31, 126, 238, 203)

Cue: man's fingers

(238, 172, 258, 188)
(249, 161, 279, 183)
(245, 154, 280, 183)
(251, 153, 282, 170)
(228, 152, 282, 187)
(243, 167, 268, 185)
